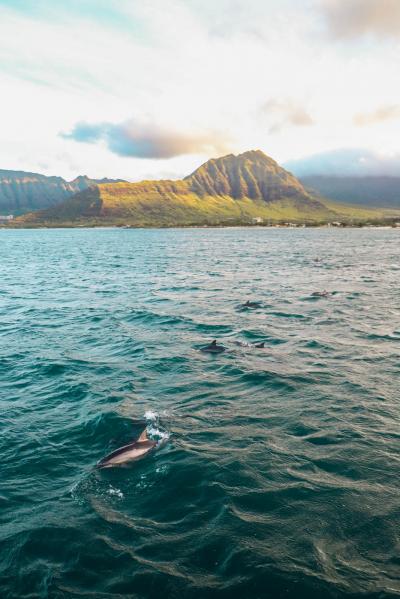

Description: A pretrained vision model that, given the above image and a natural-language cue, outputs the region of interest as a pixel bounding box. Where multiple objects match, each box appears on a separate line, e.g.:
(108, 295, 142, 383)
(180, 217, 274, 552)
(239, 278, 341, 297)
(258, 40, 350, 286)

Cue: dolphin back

(96, 439, 156, 468)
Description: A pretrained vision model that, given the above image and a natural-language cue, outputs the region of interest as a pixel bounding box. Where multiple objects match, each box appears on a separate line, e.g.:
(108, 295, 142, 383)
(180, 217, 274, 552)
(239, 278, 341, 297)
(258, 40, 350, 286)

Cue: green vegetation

(14, 151, 400, 227)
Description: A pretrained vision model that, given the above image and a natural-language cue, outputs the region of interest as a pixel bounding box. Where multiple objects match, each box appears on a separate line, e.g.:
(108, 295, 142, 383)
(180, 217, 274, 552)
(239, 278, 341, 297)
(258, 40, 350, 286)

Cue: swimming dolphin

(243, 300, 262, 308)
(97, 428, 157, 468)
(235, 340, 265, 349)
(201, 339, 226, 353)
(312, 290, 330, 297)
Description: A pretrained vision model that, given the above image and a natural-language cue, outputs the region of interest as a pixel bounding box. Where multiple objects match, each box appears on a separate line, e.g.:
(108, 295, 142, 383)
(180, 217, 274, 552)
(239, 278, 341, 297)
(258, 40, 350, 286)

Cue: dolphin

(312, 290, 330, 297)
(97, 428, 157, 469)
(235, 340, 265, 349)
(243, 300, 262, 308)
(201, 339, 226, 353)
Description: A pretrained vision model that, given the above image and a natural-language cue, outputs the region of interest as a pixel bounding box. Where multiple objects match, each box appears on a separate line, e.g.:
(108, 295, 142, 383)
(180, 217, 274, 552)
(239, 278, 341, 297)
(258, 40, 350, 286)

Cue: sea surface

(1, 227, 399, 599)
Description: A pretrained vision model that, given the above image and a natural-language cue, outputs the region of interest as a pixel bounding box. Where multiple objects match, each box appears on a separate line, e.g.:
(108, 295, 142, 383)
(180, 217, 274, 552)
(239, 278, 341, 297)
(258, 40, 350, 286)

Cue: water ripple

(1, 227, 399, 598)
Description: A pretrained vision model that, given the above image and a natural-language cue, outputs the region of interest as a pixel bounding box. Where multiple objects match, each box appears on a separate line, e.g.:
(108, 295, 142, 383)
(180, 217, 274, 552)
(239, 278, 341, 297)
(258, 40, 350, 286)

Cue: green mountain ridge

(15, 151, 400, 227)
(0, 170, 125, 215)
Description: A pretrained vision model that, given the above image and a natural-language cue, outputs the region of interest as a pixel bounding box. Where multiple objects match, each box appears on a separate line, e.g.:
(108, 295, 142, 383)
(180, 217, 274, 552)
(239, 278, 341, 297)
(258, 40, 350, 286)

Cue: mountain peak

(240, 149, 270, 158)
(185, 149, 306, 201)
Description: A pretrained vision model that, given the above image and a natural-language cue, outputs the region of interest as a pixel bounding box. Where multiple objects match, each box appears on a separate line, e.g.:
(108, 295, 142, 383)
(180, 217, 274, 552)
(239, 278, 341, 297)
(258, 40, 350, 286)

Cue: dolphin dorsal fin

(137, 428, 148, 442)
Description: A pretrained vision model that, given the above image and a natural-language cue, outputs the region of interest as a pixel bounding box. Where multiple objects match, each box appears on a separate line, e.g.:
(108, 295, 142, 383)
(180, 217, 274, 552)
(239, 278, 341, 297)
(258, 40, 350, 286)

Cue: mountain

(300, 176, 400, 209)
(15, 151, 398, 227)
(0, 170, 125, 215)
(186, 150, 306, 200)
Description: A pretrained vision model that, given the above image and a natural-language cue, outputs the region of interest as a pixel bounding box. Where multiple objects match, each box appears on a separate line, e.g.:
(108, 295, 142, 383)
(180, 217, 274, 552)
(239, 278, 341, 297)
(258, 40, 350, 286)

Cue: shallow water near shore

(1, 227, 399, 599)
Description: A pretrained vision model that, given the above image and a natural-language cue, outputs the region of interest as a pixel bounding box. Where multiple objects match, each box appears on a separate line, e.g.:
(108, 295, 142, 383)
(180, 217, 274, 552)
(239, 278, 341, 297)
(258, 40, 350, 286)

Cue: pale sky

(1, 0, 400, 180)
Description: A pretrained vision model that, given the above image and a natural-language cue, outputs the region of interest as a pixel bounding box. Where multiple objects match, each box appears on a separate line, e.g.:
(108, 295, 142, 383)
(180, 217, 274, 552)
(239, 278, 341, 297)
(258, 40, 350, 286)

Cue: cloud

(318, 0, 400, 40)
(261, 99, 314, 134)
(1, 0, 400, 181)
(186, 0, 275, 41)
(285, 148, 400, 177)
(61, 120, 230, 159)
(354, 105, 400, 126)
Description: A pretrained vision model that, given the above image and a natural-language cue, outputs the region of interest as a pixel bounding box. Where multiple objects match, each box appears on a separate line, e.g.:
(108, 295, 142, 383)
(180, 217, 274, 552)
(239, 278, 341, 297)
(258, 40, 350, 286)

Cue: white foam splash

(136, 473, 149, 490)
(143, 410, 170, 445)
(144, 410, 158, 421)
(155, 465, 169, 475)
(236, 341, 252, 347)
(148, 424, 170, 443)
(108, 485, 123, 498)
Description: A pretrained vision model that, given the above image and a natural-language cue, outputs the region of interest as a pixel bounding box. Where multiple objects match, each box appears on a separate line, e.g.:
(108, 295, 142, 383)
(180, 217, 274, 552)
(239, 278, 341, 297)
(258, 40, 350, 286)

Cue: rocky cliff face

(186, 150, 308, 201)
(0, 170, 124, 215)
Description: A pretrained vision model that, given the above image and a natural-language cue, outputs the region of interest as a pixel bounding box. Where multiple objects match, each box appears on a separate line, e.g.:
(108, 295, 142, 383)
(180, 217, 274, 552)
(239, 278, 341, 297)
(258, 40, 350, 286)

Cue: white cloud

(354, 105, 400, 126)
(62, 119, 231, 159)
(0, 0, 399, 180)
(285, 148, 400, 177)
(261, 99, 314, 134)
(317, 0, 400, 40)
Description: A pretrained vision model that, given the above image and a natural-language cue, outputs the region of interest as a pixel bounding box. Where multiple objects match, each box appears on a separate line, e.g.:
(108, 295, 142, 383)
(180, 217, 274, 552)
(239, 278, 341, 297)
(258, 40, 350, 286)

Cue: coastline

(2, 218, 400, 231)
(1, 224, 399, 230)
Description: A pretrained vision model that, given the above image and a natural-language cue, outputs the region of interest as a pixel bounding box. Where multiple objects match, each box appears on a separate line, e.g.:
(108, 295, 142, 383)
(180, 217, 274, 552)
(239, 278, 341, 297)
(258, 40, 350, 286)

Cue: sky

(0, 0, 400, 180)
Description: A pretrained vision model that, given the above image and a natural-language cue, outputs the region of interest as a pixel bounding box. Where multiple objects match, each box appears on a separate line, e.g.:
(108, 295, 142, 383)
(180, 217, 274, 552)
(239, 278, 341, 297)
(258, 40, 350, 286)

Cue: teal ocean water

(1, 228, 399, 599)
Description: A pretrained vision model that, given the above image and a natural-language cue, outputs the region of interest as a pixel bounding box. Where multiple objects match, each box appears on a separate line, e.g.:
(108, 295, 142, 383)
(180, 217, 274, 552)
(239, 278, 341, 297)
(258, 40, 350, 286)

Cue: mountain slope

(0, 170, 125, 215)
(186, 150, 306, 200)
(300, 176, 400, 209)
(16, 151, 398, 227)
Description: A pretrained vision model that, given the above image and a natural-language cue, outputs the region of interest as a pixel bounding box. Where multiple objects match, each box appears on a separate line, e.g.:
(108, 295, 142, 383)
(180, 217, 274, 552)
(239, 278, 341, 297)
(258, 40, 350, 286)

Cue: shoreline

(1, 223, 399, 231)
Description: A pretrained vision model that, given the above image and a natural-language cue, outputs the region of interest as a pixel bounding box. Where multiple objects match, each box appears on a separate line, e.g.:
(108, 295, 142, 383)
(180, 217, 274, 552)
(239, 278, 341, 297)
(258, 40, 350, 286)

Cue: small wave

(268, 311, 310, 319)
(124, 309, 187, 327)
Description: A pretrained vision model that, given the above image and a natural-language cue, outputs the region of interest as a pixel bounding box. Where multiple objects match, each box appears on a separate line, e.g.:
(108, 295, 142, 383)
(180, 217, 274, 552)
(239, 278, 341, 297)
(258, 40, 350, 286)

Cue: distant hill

(300, 176, 400, 209)
(15, 151, 398, 227)
(0, 170, 125, 215)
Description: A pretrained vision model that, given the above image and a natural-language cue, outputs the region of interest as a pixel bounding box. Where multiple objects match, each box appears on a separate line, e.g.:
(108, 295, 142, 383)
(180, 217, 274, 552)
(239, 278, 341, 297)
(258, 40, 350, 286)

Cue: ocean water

(0, 227, 399, 599)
